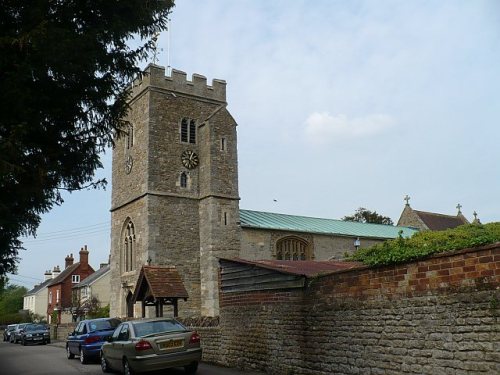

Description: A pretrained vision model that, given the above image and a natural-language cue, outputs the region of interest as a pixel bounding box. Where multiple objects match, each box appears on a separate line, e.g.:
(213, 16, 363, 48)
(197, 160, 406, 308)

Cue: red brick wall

(216, 243, 500, 374)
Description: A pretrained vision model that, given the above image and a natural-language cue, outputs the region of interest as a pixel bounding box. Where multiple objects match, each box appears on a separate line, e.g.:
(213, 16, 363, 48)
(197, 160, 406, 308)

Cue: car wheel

(66, 345, 75, 359)
(123, 358, 135, 375)
(22, 338, 27, 346)
(184, 362, 199, 374)
(80, 348, 88, 364)
(100, 352, 111, 373)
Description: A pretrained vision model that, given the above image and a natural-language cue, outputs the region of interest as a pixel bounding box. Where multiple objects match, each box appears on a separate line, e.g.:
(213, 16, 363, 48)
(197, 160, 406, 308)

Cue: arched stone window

(276, 236, 311, 260)
(180, 172, 188, 188)
(123, 220, 136, 272)
(126, 124, 134, 149)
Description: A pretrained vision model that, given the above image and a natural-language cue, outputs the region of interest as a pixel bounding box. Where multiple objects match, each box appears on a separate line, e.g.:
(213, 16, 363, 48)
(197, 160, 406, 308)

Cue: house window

(180, 118, 196, 144)
(72, 275, 80, 283)
(276, 237, 311, 260)
(56, 290, 60, 303)
(49, 292, 52, 304)
(123, 220, 136, 272)
(180, 172, 188, 188)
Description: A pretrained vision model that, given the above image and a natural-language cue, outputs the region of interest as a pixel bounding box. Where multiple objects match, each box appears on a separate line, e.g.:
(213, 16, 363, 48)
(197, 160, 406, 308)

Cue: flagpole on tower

(166, 16, 171, 75)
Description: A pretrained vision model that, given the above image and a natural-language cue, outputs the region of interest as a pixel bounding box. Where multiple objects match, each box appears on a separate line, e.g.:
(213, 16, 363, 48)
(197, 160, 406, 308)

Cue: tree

(0, 284, 27, 324)
(0, 0, 174, 276)
(342, 207, 394, 225)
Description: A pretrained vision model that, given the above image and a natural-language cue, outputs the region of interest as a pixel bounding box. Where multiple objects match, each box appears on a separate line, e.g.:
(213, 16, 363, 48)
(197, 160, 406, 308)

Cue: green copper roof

(240, 209, 418, 239)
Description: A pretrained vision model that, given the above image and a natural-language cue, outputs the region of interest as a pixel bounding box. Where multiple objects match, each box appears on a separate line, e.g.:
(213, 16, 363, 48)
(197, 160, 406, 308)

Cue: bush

(349, 222, 500, 266)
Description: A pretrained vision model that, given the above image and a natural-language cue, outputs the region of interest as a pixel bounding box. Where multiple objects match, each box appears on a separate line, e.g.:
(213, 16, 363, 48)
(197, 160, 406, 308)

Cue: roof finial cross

(473, 211, 478, 220)
(404, 195, 411, 206)
(456, 203, 462, 214)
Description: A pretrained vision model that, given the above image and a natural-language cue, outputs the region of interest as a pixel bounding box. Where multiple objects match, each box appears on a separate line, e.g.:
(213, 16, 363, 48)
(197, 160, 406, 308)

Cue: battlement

(131, 64, 226, 102)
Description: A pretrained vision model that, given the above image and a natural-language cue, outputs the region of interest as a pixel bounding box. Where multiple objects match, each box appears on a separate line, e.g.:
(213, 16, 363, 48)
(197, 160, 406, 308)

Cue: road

(0, 340, 264, 375)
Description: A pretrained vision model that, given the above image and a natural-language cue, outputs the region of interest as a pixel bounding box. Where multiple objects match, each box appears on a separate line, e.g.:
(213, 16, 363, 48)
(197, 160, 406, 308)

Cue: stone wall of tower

(110, 199, 148, 317)
(110, 86, 151, 318)
(197, 105, 240, 316)
(110, 64, 240, 318)
(146, 194, 201, 316)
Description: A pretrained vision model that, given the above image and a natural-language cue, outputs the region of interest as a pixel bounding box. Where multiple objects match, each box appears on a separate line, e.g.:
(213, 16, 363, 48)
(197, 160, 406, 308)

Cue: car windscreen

(132, 320, 186, 338)
(88, 319, 121, 332)
(26, 324, 46, 331)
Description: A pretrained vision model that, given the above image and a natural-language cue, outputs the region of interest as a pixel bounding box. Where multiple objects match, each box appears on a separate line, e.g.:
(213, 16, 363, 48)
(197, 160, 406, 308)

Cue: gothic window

(181, 118, 196, 144)
(276, 237, 311, 260)
(123, 220, 136, 272)
(220, 137, 226, 151)
(180, 172, 188, 188)
(126, 124, 134, 149)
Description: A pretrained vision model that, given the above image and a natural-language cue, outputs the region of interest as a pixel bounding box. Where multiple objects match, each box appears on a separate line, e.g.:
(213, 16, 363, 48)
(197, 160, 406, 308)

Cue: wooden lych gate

(130, 265, 188, 318)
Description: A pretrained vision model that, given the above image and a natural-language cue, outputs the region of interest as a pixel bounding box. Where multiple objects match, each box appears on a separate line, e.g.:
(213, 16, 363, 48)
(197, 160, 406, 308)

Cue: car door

(106, 323, 126, 369)
(68, 322, 84, 354)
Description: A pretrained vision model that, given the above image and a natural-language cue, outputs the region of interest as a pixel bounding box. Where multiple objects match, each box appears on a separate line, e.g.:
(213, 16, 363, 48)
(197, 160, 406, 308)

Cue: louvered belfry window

(181, 118, 196, 144)
(276, 237, 311, 260)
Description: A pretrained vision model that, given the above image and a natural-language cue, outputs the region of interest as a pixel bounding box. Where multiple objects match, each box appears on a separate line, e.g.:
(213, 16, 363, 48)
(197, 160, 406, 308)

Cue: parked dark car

(100, 318, 202, 375)
(19, 323, 51, 345)
(3, 324, 16, 342)
(10, 323, 28, 343)
(66, 318, 121, 364)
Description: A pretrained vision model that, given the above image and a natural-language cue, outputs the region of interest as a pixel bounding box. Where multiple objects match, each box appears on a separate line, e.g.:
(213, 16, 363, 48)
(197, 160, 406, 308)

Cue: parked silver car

(3, 324, 16, 341)
(100, 318, 202, 374)
(10, 323, 28, 343)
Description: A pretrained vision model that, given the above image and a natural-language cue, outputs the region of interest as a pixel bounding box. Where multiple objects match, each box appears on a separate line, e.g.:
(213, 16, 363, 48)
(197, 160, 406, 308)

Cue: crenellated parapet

(131, 64, 226, 102)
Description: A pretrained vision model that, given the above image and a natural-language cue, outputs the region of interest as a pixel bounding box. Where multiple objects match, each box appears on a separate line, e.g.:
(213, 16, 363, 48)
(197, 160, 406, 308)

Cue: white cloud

(304, 112, 395, 144)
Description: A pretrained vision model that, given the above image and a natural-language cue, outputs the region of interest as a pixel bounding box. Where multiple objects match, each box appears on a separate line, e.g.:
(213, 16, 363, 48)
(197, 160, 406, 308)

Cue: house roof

(221, 258, 363, 277)
(25, 278, 53, 296)
(46, 263, 81, 287)
(132, 266, 189, 302)
(72, 265, 110, 289)
(240, 209, 417, 239)
(414, 210, 468, 231)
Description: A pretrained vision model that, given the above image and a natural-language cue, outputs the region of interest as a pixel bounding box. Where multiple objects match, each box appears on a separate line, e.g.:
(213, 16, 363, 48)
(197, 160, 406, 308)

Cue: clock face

(181, 150, 199, 169)
(125, 155, 133, 174)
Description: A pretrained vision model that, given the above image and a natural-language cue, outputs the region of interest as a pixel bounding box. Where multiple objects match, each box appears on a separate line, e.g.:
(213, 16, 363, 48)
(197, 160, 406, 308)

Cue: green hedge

(349, 223, 500, 266)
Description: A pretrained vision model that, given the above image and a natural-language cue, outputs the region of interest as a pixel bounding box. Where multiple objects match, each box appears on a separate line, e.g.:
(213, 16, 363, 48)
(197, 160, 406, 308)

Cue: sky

(10, 0, 500, 289)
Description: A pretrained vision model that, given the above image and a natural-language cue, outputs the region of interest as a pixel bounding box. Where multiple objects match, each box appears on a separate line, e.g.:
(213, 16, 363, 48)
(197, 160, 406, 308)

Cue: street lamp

(354, 237, 361, 251)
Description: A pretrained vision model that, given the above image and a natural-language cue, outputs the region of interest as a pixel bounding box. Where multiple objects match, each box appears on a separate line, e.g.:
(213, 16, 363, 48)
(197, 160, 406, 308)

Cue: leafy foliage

(0, 284, 27, 324)
(342, 207, 394, 225)
(349, 223, 500, 266)
(0, 0, 174, 276)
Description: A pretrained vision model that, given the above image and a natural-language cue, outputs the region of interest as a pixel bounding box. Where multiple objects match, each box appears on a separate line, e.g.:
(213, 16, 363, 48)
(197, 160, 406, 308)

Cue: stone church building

(109, 65, 417, 318)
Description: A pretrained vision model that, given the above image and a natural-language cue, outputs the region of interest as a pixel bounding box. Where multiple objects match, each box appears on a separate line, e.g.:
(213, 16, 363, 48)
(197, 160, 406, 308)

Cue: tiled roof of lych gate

(240, 209, 418, 239)
(135, 266, 189, 300)
(414, 210, 468, 231)
(73, 265, 110, 288)
(221, 258, 364, 277)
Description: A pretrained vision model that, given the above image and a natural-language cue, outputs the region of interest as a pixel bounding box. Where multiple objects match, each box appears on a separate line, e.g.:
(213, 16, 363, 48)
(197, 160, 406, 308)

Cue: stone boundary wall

(218, 244, 500, 374)
(50, 322, 76, 341)
(178, 316, 222, 363)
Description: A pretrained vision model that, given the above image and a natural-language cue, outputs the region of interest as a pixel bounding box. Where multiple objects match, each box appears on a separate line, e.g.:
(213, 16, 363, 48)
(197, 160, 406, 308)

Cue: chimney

(65, 253, 74, 269)
(79, 245, 89, 267)
(44, 270, 52, 281)
(52, 265, 61, 279)
(100, 263, 108, 269)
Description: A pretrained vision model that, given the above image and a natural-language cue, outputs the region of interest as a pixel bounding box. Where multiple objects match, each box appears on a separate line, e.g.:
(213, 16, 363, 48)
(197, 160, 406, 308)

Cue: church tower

(110, 64, 241, 318)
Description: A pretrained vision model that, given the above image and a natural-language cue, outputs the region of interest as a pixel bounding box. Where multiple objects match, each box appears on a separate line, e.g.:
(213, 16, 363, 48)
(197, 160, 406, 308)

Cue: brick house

(46, 246, 94, 323)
